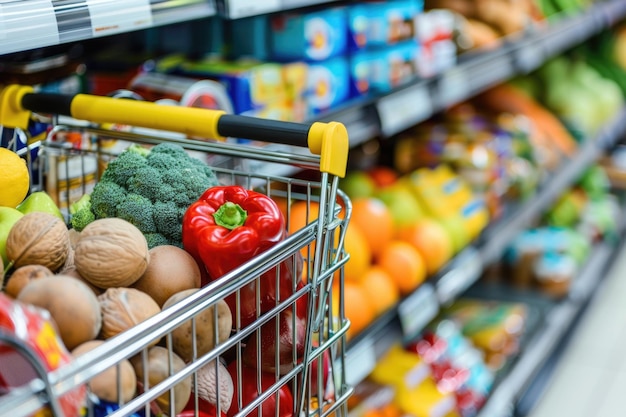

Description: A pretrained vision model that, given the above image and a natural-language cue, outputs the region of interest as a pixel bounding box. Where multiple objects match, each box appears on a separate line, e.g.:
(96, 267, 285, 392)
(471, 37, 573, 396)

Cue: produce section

(3, 0, 626, 416)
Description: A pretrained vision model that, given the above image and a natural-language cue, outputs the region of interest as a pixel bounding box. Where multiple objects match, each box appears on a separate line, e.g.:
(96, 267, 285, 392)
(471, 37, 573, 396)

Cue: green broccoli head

(99, 149, 148, 188)
(76, 142, 219, 248)
(90, 181, 127, 219)
(117, 193, 157, 234)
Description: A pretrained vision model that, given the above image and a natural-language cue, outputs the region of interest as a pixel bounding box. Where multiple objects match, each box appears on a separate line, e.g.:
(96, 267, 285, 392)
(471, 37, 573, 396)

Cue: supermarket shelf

(477, 238, 621, 417)
(314, 0, 625, 147)
(0, 0, 216, 57)
(217, 0, 339, 19)
(343, 106, 626, 388)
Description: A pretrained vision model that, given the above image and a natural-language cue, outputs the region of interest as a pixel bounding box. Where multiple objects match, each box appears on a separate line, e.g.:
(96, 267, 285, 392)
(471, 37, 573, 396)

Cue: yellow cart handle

(0, 85, 348, 177)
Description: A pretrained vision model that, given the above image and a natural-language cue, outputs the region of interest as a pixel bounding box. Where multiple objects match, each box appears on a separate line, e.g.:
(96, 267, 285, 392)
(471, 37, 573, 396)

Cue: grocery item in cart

(0, 293, 86, 416)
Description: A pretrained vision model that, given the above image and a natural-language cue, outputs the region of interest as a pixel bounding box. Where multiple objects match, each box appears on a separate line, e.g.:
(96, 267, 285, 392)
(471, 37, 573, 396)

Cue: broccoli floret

(100, 149, 148, 187)
(69, 194, 95, 231)
(116, 193, 157, 233)
(151, 142, 190, 158)
(90, 182, 126, 219)
(144, 233, 171, 248)
(153, 201, 183, 243)
(76, 142, 219, 248)
(127, 166, 174, 203)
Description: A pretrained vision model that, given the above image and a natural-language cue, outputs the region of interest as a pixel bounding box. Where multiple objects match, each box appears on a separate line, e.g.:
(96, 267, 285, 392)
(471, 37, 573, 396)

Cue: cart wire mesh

(0, 112, 353, 417)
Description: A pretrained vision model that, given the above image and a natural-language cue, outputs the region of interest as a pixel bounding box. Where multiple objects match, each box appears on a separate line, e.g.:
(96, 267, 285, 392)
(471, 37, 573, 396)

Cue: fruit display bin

(0, 85, 352, 417)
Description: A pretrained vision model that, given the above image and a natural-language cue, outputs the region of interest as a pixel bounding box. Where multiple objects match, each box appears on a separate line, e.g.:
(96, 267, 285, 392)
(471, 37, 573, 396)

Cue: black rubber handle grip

(21, 93, 74, 116)
(217, 114, 312, 148)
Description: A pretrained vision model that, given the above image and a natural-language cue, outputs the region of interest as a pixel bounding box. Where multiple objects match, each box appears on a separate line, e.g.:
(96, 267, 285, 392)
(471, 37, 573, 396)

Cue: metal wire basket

(0, 85, 353, 417)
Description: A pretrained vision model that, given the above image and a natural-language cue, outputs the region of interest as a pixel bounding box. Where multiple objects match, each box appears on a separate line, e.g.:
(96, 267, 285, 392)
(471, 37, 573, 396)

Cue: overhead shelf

(315, 0, 626, 148)
(0, 0, 216, 57)
(343, 106, 626, 388)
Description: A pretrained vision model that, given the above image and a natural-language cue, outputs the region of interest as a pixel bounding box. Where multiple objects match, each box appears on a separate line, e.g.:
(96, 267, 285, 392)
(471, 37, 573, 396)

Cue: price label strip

(87, 0, 152, 37)
(515, 41, 545, 74)
(345, 337, 378, 386)
(437, 247, 483, 305)
(0, 0, 60, 54)
(397, 283, 439, 339)
(376, 83, 433, 137)
(437, 67, 470, 108)
(225, 0, 281, 18)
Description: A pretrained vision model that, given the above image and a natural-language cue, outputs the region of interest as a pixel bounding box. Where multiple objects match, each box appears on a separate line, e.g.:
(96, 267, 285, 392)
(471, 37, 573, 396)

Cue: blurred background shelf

(343, 106, 626, 387)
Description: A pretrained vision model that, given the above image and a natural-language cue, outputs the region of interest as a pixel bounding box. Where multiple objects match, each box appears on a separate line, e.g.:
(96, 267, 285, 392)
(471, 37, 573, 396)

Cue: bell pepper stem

(213, 202, 247, 230)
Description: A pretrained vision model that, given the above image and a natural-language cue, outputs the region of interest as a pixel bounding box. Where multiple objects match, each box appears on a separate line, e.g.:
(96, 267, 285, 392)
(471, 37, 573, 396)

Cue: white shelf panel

(0, 0, 216, 56)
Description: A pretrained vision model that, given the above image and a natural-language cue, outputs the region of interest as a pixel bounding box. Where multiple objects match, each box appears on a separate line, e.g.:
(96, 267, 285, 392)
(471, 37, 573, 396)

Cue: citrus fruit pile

(329, 164, 488, 339)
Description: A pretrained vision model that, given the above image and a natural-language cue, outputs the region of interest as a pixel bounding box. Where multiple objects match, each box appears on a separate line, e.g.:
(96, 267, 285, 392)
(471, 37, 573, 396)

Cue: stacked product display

(3, 1, 626, 417)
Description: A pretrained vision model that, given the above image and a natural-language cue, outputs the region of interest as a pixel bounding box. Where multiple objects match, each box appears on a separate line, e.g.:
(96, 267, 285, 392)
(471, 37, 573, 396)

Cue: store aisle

(527, 243, 626, 417)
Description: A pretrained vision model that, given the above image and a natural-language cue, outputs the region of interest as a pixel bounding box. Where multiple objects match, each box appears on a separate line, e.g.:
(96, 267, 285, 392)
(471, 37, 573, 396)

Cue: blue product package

(368, 40, 420, 93)
(347, 4, 370, 52)
(349, 52, 372, 98)
(367, 0, 420, 47)
(306, 56, 350, 114)
(270, 7, 348, 62)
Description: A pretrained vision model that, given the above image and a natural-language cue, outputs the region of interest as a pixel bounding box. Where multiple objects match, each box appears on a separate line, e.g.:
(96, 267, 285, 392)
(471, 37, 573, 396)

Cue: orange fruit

(343, 223, 372, 283)
(377, 240, 426, 295)
(351, 197, 394, 257)
(288, 200, 344, 259)
(397, 218, 454, 275)
(367, 165, 398, 188)
(360, 266, 399, 315)
(335, 280, 376, 339)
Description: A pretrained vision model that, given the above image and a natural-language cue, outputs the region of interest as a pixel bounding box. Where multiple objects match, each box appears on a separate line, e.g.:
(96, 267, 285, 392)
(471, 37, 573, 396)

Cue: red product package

(0, 293, 85, 416)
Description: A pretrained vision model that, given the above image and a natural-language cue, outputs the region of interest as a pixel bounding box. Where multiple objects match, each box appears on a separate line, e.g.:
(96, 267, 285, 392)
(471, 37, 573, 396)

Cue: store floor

(526, 242, 626, 417)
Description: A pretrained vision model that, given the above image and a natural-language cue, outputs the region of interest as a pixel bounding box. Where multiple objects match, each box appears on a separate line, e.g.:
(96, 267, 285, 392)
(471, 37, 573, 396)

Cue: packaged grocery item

(128, 72, 233, 113)
(269, 7, 348, 62)
(533, 252, 576, 298)
(0, 293, 86, 416)
(442, 299, 528, 370)
(403, 165, 490, 241)
(347, 0, 424, 51)
(165, 58, 309, 121)
(306, 56, 350, 115)
(369, 345, 460, 417)
(45, 128, 99, 218)
(366, 41, 421, 93)
(414, 9, 457, 77)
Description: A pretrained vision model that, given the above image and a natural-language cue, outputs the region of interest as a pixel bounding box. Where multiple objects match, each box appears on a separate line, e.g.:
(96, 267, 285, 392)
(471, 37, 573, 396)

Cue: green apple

(0, 207, 24, 267)
(16, 191, 64, 221)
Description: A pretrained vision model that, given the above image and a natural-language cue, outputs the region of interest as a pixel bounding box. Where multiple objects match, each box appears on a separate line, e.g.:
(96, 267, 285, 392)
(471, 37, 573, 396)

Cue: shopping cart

(0, 85, 352, 417)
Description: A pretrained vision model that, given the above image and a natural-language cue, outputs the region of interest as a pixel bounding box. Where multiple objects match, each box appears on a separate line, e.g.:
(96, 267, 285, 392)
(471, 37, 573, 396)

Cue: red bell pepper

(182, 185, 303, 328)
(226, 361, 294, 417)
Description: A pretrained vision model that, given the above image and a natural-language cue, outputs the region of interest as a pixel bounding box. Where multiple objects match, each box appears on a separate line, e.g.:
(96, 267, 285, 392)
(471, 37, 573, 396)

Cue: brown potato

(130, 346, 191, 415)
(132, 245, 201, 307)
(162, 289, 232, 362)
(72, 340, 137, 403)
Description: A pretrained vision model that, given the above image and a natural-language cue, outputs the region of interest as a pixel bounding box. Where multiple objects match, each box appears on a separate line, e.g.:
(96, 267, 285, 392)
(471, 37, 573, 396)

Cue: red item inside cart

(0, 293, 85, 415)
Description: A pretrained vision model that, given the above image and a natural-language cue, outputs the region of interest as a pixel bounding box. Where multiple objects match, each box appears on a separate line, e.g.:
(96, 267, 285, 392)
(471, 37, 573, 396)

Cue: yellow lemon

(0, 148, 30, 208)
